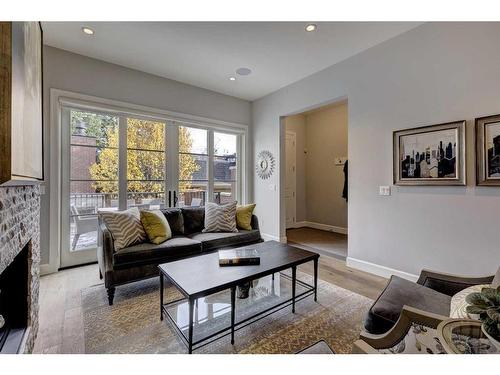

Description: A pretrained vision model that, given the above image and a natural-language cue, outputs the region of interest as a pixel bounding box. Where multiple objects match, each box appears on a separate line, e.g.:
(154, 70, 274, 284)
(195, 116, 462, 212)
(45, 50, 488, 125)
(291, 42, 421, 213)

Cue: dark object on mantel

(98, 206, 263, 305)
(364, 267, 498, 335)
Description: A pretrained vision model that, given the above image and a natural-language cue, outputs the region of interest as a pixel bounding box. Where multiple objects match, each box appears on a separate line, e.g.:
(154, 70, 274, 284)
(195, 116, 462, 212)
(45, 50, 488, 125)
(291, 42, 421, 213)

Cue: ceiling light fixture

(229, 77, 236, 81)
(305, 24, 317, 32)
(236, 67, 252, 76)
(82, 27, 94, 35)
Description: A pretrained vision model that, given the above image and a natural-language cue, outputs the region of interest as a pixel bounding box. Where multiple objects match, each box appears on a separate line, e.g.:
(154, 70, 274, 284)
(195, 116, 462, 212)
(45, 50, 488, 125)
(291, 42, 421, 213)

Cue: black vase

(237, 282, 251, 299)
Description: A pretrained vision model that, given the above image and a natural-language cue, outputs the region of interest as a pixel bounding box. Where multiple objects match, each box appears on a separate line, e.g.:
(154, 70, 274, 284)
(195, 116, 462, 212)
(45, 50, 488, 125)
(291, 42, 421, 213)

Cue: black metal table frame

(159, 257, 319, 353)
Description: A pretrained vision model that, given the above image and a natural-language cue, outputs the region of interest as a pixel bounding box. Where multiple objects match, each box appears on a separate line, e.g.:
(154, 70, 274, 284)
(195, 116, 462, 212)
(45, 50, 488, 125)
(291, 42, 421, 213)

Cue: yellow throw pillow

(140, 210, 172, 245)
(236, 204, 256, 230)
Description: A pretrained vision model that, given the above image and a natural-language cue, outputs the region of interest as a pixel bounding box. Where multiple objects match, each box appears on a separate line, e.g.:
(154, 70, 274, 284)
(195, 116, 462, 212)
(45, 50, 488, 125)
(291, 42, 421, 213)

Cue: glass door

(60, 105, 244, 268)
(61, 108, 120, 268)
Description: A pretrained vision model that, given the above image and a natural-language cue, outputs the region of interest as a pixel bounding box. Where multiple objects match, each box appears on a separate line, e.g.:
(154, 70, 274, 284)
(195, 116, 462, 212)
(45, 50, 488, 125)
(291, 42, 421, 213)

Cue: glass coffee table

(158, 241, 319, 353)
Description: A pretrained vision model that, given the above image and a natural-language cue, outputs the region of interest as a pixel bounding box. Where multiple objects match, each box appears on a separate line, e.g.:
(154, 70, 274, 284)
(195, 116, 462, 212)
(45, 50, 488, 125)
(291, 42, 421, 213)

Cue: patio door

(60, 108, 178, 268)
(60, 105, 243, 268)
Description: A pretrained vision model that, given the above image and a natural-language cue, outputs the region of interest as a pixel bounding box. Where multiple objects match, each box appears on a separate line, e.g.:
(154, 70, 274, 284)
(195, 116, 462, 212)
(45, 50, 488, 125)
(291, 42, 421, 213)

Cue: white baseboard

(289, 221, 347, 235)
(346, 257, 419, 282)
(261, 233, 281, 242)
(40, 262, 58, 276)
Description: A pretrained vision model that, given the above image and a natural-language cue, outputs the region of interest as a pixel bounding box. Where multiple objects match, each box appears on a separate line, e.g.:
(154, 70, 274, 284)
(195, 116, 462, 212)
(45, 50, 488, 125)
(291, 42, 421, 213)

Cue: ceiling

(42, 22, 422, 101)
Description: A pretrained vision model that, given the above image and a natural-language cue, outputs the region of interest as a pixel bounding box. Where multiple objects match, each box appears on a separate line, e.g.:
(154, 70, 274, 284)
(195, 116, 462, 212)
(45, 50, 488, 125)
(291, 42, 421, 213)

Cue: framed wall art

(393, 120, 466, 186)
(475, 114, 500, 186)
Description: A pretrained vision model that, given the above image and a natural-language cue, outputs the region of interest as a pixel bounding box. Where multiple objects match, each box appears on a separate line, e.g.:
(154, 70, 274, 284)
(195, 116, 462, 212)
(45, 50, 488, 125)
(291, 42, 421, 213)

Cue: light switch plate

(379, 186, 391, 196)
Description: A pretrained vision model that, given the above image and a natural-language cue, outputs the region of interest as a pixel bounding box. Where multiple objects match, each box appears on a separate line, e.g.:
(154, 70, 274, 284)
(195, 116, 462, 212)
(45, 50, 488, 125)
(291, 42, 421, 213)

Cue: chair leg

(72, 234, 80, 250)
(99, 269, 103, 280)
(107, 287, 115, 306)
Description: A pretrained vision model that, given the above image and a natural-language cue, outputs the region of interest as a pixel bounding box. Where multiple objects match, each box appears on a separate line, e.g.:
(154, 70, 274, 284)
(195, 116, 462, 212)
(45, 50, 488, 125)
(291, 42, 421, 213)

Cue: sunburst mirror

(256, 150, 275, 179)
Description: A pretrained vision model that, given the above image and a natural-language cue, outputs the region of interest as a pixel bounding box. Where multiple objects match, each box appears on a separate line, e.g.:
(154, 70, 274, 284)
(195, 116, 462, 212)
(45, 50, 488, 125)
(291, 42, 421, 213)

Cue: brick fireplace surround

(0, 185, 40, 353)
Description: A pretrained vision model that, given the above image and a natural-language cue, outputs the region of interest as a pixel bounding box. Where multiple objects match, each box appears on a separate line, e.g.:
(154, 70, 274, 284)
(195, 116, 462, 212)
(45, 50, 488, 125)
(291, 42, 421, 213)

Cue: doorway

(282, 100, 348, 260)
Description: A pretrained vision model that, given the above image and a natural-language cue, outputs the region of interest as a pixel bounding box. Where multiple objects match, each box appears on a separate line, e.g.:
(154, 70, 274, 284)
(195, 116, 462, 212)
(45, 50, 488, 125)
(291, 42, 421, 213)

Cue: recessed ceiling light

(305, 24, 317, 32)
(236, 67, 252, 76)
(82, 27, 94, 35)
(229, 77, 236, 81)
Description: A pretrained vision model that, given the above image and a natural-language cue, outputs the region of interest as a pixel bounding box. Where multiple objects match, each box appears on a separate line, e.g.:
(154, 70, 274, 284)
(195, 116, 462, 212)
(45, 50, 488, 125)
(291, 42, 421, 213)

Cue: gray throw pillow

(99, 207, 147, 251)
(203, 201, 238, 233)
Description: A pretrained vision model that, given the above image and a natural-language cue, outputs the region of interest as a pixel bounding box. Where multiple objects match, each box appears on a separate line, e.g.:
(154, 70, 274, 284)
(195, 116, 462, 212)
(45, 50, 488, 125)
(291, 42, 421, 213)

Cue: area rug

(81, 272, 372, 354)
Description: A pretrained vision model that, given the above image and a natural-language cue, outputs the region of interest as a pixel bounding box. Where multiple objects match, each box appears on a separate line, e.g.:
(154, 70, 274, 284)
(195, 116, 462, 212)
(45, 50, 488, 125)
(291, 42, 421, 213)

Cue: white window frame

(46, 89, 249, 274)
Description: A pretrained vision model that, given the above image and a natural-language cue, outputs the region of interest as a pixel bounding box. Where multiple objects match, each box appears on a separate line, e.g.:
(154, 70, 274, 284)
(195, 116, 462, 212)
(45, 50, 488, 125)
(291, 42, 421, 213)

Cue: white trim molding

(346, 257, 419, 282)
(290, 221, 348, 235)
(261, 233, 282, 242)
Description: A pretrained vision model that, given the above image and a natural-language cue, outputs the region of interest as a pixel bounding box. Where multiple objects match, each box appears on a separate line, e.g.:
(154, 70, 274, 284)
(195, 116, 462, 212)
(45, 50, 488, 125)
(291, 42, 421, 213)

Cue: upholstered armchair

(363, 267, 498, 335)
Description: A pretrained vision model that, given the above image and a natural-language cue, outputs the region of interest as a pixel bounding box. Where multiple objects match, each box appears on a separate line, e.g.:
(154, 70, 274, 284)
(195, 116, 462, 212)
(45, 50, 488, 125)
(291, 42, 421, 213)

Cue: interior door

(285, 131, 297, 228)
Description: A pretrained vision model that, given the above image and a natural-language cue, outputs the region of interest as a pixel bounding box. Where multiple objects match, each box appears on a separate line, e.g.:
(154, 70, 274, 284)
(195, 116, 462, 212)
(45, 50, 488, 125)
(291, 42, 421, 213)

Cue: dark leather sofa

(98, 206, 263, 305)
(364, 268, 498, 334)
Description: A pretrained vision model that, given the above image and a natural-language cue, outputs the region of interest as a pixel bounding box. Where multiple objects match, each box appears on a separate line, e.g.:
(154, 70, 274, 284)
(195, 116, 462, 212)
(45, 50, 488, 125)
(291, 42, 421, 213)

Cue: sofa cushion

(99, 207, 147, 251)
(203, 201, 238, 233)
(113, 236, 202, 267)
(188, 230, 261, 251)
(140, 209, 172, 244)
(364, 275, 451, 334)
(236, 204, 256, 230)
(160, 208, 184, 235)
(181, 206, 205, 234)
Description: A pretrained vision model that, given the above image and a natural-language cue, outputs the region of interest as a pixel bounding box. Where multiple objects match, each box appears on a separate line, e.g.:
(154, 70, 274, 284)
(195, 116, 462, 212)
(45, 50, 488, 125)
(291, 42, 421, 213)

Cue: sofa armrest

(97, 219, 115, 286)
(250, 214, 260, 231)
(416, 269, 494, 296)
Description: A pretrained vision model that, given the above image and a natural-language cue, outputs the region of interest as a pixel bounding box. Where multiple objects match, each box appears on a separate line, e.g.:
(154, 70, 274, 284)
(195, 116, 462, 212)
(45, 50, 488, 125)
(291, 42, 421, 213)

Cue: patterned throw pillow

(450, 284, 491, 319)
(203, 201, 238, 233)
(99, 207, 147, 251)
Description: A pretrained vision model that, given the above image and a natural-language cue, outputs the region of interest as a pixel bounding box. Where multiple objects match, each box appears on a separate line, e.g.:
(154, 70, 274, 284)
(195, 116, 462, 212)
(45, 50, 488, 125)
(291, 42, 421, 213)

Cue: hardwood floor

(33, 250, 387, 354)
(287, 227, 348, 260)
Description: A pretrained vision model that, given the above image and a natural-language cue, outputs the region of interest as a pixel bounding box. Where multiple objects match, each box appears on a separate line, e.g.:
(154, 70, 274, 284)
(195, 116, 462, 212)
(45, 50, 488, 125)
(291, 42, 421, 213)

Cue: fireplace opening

(0, 241, 29, 354)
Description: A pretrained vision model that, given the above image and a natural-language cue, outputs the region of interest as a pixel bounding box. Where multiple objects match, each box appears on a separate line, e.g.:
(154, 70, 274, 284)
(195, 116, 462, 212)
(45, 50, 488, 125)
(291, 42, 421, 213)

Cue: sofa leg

(107, 287, 115, 306)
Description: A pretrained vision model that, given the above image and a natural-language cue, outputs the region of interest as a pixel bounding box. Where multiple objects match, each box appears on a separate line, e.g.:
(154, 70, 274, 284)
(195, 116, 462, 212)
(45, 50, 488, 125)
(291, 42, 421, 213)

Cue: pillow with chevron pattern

(203, 201, 238, 233)
(99, 207, 147, 251)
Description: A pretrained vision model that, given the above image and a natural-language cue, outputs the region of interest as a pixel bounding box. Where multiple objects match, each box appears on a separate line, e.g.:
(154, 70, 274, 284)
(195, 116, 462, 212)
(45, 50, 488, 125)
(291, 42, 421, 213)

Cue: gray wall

(252, 23, 500, 277)
(41, 46, 251, 267)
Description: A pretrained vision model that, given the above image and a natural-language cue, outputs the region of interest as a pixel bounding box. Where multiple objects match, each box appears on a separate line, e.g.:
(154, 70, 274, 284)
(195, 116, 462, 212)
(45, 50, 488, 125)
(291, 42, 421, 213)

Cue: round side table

(437, 319, 499, 354)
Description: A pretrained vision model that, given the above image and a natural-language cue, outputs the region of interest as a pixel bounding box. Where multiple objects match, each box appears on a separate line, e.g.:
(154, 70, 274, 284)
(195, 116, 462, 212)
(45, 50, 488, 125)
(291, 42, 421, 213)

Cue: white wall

(284, 115, 307, 222)
(41, 46, 251, 269)
(252, 23, 500, 278)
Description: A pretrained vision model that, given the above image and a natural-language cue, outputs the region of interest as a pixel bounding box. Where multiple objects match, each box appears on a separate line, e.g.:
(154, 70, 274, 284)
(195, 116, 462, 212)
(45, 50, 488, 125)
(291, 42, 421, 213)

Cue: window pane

(178, 181, 208, 207)
(180, 126, 207, 154)
(214, 181, 237, 204)
(127, 118, 165, 150)
(127, 182, 165, 208)
(180, 154, 207, 181)
(127, 150, 165, 181)
(70, 110, 118, 148)
(214, 132, 237, 157)
(214, 156, 237, 182)
(71, 145, 119, 181)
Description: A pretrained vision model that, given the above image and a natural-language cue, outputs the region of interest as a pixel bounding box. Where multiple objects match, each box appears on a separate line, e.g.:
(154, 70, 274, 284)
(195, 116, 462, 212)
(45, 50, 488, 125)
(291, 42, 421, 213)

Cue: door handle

(168, 190, 172, 207)
(173, 191, 178, 207)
